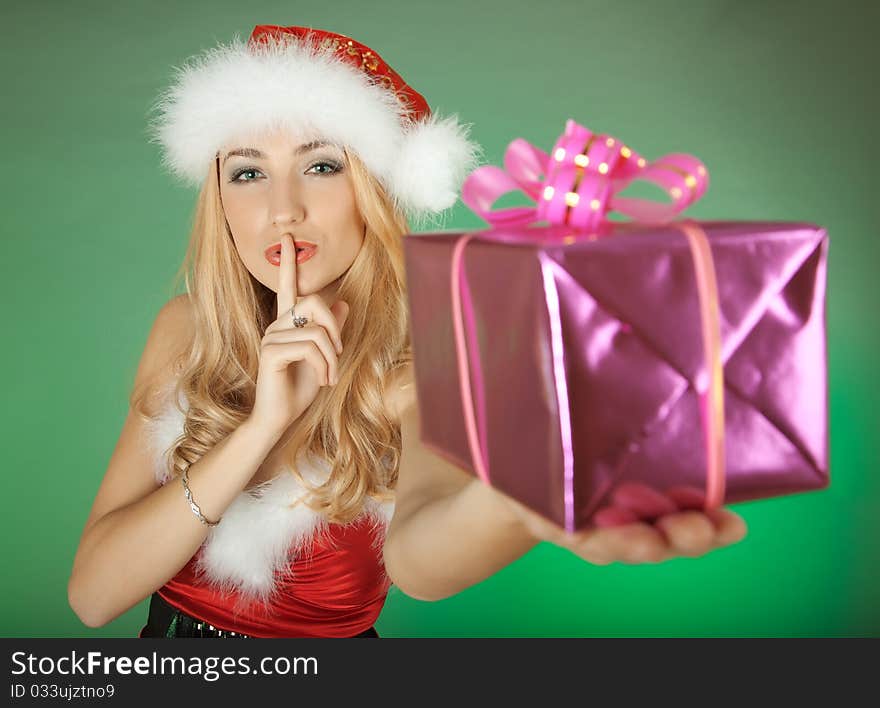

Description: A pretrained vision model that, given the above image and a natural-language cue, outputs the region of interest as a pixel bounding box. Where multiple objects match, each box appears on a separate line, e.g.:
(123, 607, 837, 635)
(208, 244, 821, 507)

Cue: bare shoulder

(381, 359, 417, 426)
(154, 293, 194, 348)
(133, 294, 194, 412)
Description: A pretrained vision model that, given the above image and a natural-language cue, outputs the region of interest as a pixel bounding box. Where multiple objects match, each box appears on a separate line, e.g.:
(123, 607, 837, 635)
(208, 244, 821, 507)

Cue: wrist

(239, 416, 288, 453)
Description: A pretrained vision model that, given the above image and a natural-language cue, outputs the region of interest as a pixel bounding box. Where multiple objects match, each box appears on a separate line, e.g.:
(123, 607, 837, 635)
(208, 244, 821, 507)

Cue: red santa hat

(147, 25, 483, 222)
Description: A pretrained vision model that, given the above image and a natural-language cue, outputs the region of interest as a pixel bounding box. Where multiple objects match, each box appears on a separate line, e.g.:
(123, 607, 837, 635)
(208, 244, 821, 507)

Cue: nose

(269, 176, 305, 228)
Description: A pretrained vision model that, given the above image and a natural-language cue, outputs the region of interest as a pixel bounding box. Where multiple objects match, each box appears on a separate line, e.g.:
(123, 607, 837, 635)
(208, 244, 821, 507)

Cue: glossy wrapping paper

(402, 220, 830, 531)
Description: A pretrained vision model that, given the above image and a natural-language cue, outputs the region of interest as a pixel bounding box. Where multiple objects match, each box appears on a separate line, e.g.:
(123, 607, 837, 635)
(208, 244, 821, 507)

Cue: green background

(2, 0, 877, 637)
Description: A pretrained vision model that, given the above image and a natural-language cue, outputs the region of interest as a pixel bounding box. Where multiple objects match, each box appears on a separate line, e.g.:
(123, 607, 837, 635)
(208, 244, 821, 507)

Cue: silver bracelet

(181, 468, 221, 526)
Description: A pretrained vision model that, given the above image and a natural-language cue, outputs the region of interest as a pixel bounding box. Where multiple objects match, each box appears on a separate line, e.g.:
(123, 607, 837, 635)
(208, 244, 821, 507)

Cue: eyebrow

(222, 140, 334, 164)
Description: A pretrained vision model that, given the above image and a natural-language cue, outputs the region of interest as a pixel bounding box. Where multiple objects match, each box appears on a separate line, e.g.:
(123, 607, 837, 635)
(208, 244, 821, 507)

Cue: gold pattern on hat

(362, 51, 379, 71)
(334, 39, 382, 74)
(319, 37, 380, 76)
(319, 37, 342, 52)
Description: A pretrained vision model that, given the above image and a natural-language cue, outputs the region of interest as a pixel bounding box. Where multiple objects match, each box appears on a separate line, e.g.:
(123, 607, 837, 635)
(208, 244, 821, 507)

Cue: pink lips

(264, 241, 317, 266)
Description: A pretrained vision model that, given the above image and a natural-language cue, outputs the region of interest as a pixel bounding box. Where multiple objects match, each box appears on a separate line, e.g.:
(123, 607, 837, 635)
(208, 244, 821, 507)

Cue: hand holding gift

(492, 481, 747, 565)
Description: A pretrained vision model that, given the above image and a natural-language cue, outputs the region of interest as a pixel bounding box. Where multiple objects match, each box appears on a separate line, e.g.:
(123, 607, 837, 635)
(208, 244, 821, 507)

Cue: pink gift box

(402, 219, 829, 531)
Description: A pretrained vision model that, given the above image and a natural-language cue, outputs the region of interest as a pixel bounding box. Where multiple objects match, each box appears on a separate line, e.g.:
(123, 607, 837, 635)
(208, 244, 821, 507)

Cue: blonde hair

(131, 147, 413, 523)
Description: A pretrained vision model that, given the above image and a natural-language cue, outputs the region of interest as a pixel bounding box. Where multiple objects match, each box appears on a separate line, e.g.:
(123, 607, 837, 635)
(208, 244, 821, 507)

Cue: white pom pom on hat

(147, 24, 484, 223)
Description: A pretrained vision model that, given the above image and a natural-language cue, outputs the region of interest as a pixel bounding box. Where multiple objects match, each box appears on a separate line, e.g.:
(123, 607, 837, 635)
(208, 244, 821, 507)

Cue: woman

(68, 25, 747, 638)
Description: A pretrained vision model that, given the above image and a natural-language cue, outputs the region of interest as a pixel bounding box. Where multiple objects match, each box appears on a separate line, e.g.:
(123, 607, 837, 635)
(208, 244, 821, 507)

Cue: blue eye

(307, 161, 342, 176)
(229, 168, 263, 183)
(229, 161, 342, 184)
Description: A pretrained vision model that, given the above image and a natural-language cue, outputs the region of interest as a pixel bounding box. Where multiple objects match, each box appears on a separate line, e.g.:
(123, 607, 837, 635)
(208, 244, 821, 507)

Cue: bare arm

(68, 297, 283, 627)
(381, 366, 539, 602)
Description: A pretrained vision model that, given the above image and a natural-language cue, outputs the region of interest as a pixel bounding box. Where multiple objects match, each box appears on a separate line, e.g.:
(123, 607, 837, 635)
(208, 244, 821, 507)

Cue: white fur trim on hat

(146, 32, 483, 224)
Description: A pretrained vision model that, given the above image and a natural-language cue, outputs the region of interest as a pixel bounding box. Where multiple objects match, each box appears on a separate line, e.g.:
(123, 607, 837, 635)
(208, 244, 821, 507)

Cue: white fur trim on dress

(141, 384, 395, 612)
(146, 33, 483, 224)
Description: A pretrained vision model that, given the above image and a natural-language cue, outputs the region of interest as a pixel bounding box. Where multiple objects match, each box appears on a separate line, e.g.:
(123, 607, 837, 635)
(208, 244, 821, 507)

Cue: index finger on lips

(276, 234, 297, 321)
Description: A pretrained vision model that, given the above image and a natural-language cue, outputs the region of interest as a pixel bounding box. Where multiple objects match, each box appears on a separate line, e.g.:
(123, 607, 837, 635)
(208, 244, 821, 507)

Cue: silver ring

(290, 304, 308, 328)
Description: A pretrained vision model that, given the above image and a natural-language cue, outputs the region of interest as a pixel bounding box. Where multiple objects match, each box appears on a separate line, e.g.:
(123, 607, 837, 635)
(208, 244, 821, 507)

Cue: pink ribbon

(461, 118, 709, 230)
(453, 120, 724, 531)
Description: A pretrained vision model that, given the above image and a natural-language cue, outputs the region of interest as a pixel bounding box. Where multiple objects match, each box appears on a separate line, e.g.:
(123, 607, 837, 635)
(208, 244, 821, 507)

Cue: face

(217, 128, 366, 305)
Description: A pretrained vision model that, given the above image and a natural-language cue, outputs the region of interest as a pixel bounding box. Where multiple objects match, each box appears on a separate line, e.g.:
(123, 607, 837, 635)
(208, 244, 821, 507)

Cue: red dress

(149, 515, 391, 638)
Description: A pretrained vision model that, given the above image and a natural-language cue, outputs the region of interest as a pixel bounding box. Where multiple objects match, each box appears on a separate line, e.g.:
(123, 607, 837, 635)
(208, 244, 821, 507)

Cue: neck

(316, 278, 339, 306)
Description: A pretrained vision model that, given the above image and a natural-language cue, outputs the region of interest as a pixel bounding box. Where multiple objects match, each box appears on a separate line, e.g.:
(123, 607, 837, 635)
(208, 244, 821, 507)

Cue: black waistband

(140, 592, 379, 638)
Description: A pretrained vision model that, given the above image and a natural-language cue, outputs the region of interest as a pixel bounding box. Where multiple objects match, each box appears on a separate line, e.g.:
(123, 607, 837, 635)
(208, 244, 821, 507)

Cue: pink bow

(461, 119, 709, 230)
